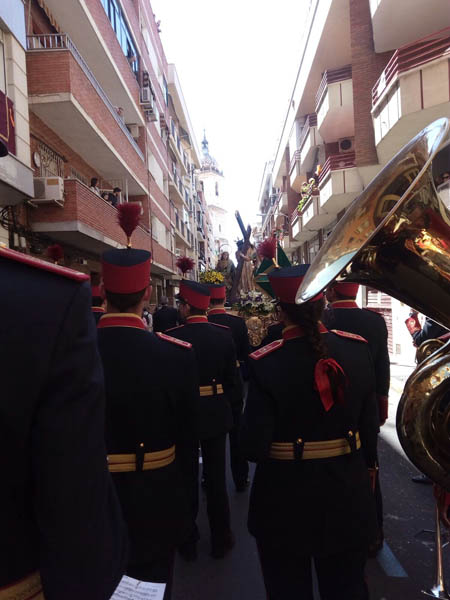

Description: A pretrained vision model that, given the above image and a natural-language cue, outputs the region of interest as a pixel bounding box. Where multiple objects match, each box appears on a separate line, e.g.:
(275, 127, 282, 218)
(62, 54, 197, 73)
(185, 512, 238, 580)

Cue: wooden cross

(229, 210, 251, 304)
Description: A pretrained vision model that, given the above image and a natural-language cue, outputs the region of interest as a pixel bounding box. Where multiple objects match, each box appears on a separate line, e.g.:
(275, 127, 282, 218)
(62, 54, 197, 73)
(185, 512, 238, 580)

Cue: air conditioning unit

(175, 248, 181, 257)
(140, 86, 154, 108)
(338, 137, 355, 153)
(145, 103, 159, 123)
(32, 177, 65, 206)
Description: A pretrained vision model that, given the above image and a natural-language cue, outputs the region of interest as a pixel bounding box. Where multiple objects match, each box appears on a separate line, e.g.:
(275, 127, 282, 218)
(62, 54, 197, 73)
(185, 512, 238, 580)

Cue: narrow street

(173, 363, 449, 599)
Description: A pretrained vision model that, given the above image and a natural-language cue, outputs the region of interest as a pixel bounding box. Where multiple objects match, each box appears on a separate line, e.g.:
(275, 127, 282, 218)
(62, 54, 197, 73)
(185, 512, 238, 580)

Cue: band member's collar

(330, 300, 358, 309)
(208, 308, 227, 315)
(97, 313, 146, 330)
(186, 315, 208, 323)
(92, 306, 106, 313)
(282, 322, 328, 341)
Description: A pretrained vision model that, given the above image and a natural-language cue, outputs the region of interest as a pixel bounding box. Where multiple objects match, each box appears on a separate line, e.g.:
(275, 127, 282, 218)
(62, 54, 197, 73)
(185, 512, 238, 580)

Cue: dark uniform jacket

(242, 328, 379, 556)
(153, 305, 180, 332)
(413, 316, 448, 346)
(0, 250, 127, 600)
(260, 321, 284, 347)
(92, 306, 105, 324)
(97, 318, 198, 564)
(167, 316, 237, 439)
(323, 302, 390, 398)
(208, 308, 250, 401)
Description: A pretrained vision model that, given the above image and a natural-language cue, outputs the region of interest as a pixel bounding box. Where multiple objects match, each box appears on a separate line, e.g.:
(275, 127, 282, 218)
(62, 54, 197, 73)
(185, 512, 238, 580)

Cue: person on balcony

(107, 187, 122, 208)
(90, 177, 101, 196)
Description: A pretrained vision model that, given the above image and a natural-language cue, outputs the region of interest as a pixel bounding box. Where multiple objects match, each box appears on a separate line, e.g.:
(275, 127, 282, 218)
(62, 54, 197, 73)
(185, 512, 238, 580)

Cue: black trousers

(127, 550, 175, 600)
(201, 434, 231, 543)
(181, 434, 231, 545)
(257, 540, 369, 600)
(203, 408, 249, 489)
(229, 407, 249, 487)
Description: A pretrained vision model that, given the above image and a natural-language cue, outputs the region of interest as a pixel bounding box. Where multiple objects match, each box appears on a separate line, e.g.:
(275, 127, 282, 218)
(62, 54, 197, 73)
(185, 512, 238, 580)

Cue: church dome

(201, 132, 223, 175)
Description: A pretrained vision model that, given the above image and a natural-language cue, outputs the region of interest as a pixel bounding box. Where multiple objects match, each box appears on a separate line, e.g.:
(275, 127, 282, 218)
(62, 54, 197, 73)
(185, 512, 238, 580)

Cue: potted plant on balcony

(297, 178, 317, 213)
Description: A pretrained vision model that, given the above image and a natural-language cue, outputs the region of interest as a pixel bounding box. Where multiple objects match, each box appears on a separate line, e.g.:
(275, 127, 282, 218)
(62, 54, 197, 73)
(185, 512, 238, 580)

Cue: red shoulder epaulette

(249, 339, 284, 360)
(0, 246, 88, 282)
(331, 329, 368, 343)
(210, 322, 230, 329)
(156, 332, 192, 349)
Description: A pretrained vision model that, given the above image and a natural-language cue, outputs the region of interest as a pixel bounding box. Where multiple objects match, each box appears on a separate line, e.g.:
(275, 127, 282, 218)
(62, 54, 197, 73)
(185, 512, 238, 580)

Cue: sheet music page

(110, 575, 166, 600)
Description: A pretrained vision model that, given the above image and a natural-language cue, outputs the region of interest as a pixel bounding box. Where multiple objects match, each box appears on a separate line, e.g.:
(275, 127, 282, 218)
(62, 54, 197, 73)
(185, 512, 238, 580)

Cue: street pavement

(172, 363, 449, 599)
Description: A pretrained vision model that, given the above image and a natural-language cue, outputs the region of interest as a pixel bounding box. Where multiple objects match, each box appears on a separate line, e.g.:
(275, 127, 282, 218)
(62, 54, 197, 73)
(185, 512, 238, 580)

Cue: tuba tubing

(296, 118, 450, 491)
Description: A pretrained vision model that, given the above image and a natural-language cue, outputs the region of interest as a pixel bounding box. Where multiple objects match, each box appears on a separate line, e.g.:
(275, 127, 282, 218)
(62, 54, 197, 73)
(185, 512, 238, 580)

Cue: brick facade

(349, 0, 393, 167)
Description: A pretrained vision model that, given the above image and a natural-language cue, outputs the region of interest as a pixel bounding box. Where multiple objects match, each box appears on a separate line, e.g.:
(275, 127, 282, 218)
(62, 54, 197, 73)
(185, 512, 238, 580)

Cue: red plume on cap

(47, 243, 64, 264)
(176, 255, 195, 275)
(117, 203, 141, 247)
(258, 237, 277, 260)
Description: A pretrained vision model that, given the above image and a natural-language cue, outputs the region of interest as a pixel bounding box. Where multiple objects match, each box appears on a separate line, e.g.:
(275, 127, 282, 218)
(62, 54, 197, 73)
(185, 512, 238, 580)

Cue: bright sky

(151, 0, 308, 242)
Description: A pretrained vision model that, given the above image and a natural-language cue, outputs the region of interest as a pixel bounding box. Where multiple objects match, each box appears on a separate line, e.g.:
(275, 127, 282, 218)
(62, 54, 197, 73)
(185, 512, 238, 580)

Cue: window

(0, 41, 5, 94)
(101, 0, 139, 78)
(215, 181, 219, 196)
(162, 76, 169, 106)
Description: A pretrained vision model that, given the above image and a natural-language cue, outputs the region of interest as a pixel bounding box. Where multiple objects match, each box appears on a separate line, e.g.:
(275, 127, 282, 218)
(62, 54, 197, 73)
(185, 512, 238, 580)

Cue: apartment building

(2, 0, 205, 305)
(0, 0, 34, 246)
(259, 0, 450, 363)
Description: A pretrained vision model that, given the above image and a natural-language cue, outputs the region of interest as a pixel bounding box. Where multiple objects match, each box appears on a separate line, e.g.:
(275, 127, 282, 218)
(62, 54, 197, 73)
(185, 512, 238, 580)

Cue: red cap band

(102, 259, 151, 294)
(334, 282, 359, 297)
(209, 285, 226, 300)
(180, 281, 210, 310)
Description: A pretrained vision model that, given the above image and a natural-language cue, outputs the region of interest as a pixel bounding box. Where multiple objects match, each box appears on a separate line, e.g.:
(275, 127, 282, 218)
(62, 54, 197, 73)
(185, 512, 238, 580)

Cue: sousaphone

(295, 117, 450, 492)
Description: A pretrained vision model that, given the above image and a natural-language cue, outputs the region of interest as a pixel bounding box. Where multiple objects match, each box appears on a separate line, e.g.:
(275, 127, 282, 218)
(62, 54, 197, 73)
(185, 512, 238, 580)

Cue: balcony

(370, 0, 450, 53)
(26, 34, 146, 195)
(169, 119, 188, 175)
(33, 0, 143, 126)
(290, 194, 327, 246)
(372, 28, 450, 163)
(169, 168, 184, 209)
(29, 179, 150, 254)
(316, 66, 354, 142)
(174, 212, 191, 248)
(290, 115, 322, 192)
(317, 152, 362, 215)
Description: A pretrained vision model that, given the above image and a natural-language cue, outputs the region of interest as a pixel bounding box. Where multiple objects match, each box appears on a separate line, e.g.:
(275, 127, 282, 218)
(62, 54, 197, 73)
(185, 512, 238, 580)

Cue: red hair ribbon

(314, 358, 347, 412)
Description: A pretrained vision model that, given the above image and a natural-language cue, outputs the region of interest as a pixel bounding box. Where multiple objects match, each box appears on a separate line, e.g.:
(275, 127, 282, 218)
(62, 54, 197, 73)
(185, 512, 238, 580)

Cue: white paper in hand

(110, 575, 166, 600)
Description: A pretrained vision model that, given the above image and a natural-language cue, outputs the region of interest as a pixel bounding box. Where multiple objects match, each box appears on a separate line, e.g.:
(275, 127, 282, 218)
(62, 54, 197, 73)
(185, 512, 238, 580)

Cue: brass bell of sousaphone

(295, 117, 450, 492)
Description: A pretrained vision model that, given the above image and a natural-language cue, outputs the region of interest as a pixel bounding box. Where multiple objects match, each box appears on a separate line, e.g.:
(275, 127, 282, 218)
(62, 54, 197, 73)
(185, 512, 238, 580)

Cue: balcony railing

(289, 150, 301, 175)
(315, 65, 352, 109)
(27, 34, 144, 160)
(318, 152, 356, 184)
(372, 27, 450, 105)
(298, 114, 318, 153)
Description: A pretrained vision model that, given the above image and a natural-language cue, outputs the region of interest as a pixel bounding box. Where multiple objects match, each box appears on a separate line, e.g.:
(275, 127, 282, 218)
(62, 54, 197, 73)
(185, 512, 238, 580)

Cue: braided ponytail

(280, 299, 347, 410)
(280, 299, 327, 360)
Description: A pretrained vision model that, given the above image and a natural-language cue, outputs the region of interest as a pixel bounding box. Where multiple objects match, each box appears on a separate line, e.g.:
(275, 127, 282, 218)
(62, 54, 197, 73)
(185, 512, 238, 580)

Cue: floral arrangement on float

(232, 290, 277, 348)
(236, 290, 276, 317)
(199, 269, 224, 284)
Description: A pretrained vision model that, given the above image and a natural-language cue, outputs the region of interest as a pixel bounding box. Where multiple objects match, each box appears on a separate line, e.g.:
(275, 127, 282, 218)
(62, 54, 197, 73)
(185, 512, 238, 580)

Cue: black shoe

(210, 532, 235, 559)
(178, 541, 198, 561)
(411, 474, 433, 485)
(235, 478, 250, 493)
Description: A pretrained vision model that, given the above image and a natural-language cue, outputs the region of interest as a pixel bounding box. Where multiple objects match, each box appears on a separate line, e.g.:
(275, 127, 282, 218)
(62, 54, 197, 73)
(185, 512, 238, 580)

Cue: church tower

(198, 133, 233, 259)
